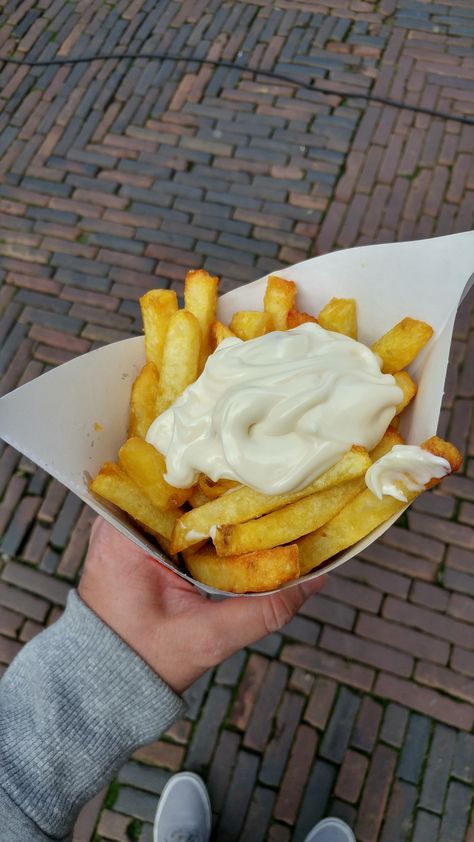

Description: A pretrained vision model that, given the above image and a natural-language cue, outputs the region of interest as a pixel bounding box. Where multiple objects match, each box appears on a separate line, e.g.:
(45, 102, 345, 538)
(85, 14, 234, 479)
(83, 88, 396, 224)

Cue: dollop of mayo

(365, 444, 450, 502)
(146, 323, 403, 494)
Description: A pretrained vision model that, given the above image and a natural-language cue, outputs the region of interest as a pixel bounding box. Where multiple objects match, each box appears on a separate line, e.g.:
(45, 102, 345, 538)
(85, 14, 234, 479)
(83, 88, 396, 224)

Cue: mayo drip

(146, 323, 403, 494)
(365, 444, 450, 502)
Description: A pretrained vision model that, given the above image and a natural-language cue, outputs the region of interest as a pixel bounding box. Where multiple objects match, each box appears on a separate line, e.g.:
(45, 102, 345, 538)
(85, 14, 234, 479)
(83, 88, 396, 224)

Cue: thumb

(208, 576, 326, 660)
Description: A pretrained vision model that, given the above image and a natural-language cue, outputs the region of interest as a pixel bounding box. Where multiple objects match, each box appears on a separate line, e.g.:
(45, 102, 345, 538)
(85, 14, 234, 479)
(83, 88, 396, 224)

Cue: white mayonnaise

(365, 444, 450, 502)
(146, 323, 403, 494)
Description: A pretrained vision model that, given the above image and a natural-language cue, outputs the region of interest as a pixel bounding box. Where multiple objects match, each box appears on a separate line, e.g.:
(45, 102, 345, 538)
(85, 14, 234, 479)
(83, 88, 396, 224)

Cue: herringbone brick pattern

(0, 1, 473, 840)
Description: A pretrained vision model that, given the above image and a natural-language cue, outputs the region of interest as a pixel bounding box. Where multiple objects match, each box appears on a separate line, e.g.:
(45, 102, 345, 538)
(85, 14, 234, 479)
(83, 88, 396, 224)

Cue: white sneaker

(303, 817, 356, 842)
(153, 772, 212, 842)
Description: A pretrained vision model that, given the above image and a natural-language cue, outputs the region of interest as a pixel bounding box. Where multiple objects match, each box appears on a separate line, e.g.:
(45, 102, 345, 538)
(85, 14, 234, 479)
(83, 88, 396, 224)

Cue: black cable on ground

(1, 50, 473, 127)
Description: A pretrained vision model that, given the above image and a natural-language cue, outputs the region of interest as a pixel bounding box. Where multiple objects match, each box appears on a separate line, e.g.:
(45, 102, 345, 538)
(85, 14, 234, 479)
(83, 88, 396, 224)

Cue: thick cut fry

(90, 463, 179, 540)
(230, 311, 273, 340)
(210, 321, 235, 351)
(119, 437, 189, 508)
(370, 427, 404, 460)
(198, 475, 240, 499)
(287, 309, 318, 329)
(188, 486, 210, 508)
(214, 477, 365, 556)
(298, 435, 461, 574)
(139, 290, 178, 368)
(155, 310, 201, 416)
(128, 362, 160, 439)
(393, 371, 417, 414)
(371, 317, 433, 374)
(184, 269, 219, 371)
(171, 447, 371, 553)
(183, 544, 299, 593)
(317, 298, 357, 339)
(263, 275, 296, 331)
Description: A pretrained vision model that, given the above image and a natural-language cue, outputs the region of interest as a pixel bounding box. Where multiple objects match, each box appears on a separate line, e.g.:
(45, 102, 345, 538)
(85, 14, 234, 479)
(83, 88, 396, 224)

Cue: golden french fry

(370, 427, 404, 460)
(230, 311, 274, 340)
(155, 310, 201, 416)
(317, 298, 357, 339)
(298, 435, 461, 574)
(171, 447, 371, 553)
(188, 486, 210, 508)
(287, 309, 318, 329)
(393, 371, 417, 414)
(210, 321, 235, 351)
(183, 543, 299, 593)
(263, 275, 296, 331)
(119, 437, 190, 508)
(184, 269, 219, 371)
(371, 317, 433, 374)
(139, 290, 178, 368)
(128, 362, 160, 438)
(198, 475, 240, 500)
(90, 463, 180, 540)
(214, 476, 365, 556)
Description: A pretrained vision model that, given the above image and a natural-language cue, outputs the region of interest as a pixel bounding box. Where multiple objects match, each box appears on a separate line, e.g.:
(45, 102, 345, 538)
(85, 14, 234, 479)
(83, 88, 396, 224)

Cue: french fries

(184, 269, 219, 371)
(287, 309, 318, 329)
(155, 310, 201, 416)
(210, 321, 235, 350)
(90, 463, 180, 542)
(372, 317, 433, 374)
(119, 437, 190, 508)
(264, 275, 296, 330)
(171, 447, 372, 554)
(183, 544, 299, 593)
(128, 362, 160, 438)
(317, 297, 357, 339)
(140, 290, 178, 368)
(230, 311, 273, 340)
(298, 436, 461, 574)
(91, 268, 460, 594)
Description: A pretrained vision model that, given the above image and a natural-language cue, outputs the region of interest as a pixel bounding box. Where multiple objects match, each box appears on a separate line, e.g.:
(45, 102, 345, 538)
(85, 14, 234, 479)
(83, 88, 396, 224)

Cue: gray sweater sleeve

(0, 590, 185, 841)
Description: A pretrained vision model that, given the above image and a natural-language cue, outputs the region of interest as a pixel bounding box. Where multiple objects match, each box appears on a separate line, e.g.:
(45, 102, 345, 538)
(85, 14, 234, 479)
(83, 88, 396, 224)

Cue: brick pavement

(0, 1, 473, 840)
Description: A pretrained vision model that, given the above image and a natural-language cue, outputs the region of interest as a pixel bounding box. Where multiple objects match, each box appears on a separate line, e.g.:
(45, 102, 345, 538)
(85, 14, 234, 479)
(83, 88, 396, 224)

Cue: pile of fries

(91, 270, 461, 593)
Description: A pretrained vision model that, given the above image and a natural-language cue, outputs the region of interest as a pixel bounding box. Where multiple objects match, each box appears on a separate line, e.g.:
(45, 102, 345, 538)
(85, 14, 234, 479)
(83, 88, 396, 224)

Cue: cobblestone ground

(0, 1, 474, 840)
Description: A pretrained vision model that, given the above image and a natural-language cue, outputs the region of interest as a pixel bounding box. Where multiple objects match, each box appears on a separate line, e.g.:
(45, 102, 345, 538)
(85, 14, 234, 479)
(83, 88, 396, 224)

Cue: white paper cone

(1, 231, 473, 596)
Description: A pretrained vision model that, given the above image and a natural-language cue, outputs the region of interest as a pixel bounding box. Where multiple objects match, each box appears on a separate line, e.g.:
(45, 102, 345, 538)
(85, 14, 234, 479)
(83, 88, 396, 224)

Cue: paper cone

(1, 231, 473, 596)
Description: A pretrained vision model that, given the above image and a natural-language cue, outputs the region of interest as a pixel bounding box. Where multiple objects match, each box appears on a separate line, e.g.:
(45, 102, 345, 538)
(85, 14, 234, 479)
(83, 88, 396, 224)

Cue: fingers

(207, 575, 326, 661)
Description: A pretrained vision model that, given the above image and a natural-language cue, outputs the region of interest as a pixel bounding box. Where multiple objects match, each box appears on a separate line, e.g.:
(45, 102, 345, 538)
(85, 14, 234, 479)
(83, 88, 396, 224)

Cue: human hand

(79, 518, 325, 694)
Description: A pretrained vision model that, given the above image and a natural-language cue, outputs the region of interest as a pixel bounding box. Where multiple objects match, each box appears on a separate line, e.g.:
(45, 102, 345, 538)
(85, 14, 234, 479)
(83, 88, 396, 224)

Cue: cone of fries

(1, 231, 473, 595)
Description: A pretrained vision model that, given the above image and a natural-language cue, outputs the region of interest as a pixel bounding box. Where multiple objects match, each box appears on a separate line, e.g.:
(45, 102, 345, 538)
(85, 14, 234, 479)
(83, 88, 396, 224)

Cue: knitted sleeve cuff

(0, 589, 185, 839)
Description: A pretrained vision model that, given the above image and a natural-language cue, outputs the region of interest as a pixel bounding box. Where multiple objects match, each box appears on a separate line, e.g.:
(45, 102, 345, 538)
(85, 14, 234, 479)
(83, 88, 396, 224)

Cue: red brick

(415, 661, 474, 705)
(281, 644, 374, 692)
(19, 619, 43, 643)
(273, 725, 318, 825)
(451, 647, 474, 679)
(2, 561, 70, 607)
(304, 677, 338, 730)
(229, 653, 269, 730)
(410, 580, 449, 613)
(356, 745, 397, 842)
(335, 750, 369, 804)
(374, 673, 473, 731)
(324, 575, 382, 614)
(0, 634, 22, 665)
(0, 605, 23, 638)
(383, 596, 474, 649)
(337, 557, 410, 598)
(320, 626, 413, 678)
(447, 593, 474, 624)
(361, 541, 437, 582)
(352, 697, 383, 754)
(356, 612, 450, 665)
(96, 808, 130, 842)
(299, 593, 356, 630)
(29, 325, 90, 355)
(133, 740, 185, 771)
